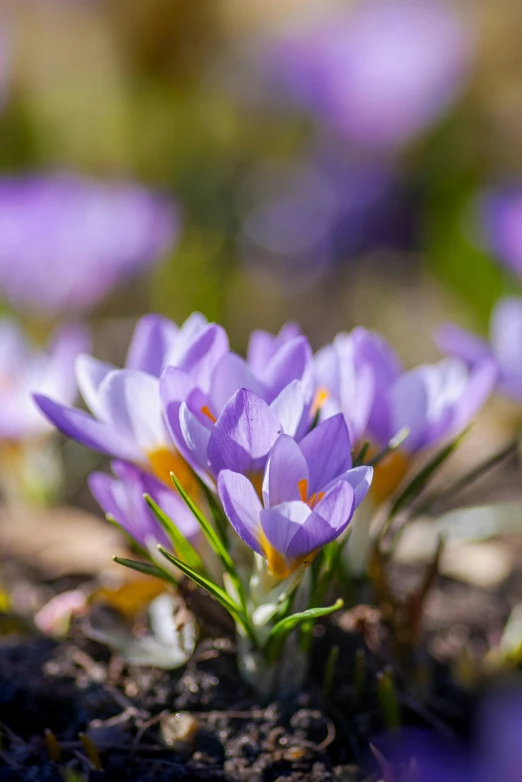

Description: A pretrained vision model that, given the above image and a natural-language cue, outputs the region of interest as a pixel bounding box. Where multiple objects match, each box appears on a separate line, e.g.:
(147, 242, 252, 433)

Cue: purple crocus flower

(0, 319, 88, 442)
(238, 155, 418, 289)
(314, 328, 392, 443)
(0, 174, 179, 315)
(89, 461, 200, 554)
(478, 189, 522, 277)
(217, 414, 373, 579)
(161, 327, 314, 485)
(270, 0, 470, 150)
(34, 313, 228, 486)
(437, 297, 522, 402)
(318, 327, 495, 453)
(378, 688, 522, 782)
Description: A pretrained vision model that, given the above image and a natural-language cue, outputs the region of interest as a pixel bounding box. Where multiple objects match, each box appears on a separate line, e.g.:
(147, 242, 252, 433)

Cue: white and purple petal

(299, 413, 352, 494)
(98, 369, 168, 452)
(262, 434, 309, 508)
(33, 394, 143, 462)
(126, 314, 179, 377)
(285, 480, 355, 559)
(218, 470, 264, 555)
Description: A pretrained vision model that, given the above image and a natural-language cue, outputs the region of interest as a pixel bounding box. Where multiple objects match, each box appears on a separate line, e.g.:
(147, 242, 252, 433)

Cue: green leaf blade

(144, 493, 203, 571)
(264, 599, 343, 660)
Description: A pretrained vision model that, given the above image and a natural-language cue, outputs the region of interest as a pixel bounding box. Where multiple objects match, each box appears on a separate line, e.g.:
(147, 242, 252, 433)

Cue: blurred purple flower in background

(270, 0, 471, 149)
(438, 297, 522, 402)
(0, 319, 88, 442)
(377, 687, 522, 782)
(238, 153, 418, 288)
(478, 189, 522, 277)
(0, 174, 180, 315)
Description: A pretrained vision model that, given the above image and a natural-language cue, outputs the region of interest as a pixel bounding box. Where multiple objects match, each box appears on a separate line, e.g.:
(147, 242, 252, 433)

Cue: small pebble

(161, 711, 199, 752)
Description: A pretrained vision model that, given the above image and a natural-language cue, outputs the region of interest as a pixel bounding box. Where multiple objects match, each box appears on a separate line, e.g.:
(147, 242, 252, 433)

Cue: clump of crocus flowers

(34, 312, 496, 694)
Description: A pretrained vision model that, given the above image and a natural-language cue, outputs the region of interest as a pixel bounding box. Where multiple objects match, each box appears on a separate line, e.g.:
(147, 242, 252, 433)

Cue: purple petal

(334, 335, 375, 442)
(451, 358, 496, 435)
(259, 501, 311, 558)
(315, 343, 340, 397)
(299, 413, 352, 494)
(89, 471, 123, 522)
(76, 354, 115, 418)
(269, 379, 309, 438)
(0, 319, 31, 375)
(218, 470, 264, 555)
(286, 480, 355, 558)
(491, 298, 522, 384)
(34, 393, 143, 461)
(208, 352, 265, 414)
(98, 370, 167, 452)
(262, 433, 309, 508)
(207, 389, 281, 476)
(323, 465, 373, 509)
(387, 369, 429, 451)
(352, 327, 402, 384)
(260, 335, 313, 402)
(177, 311, 208, 342)
(247, 323, 301, 373)
(126, 314, 179, 376)
(352, 328, 400, 442)
(160, 366, 198, 447)
(179, 401, 212, 479)
(89, 463, 169, 549)
(29, 324, 91, 415)
(176, 323, 229, 393)
(436, 322, 491, 366)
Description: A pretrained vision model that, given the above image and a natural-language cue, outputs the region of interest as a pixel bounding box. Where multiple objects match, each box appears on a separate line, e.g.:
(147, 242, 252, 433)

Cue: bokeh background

(2, 0, 521, 347)
(1, 0, 522, 507)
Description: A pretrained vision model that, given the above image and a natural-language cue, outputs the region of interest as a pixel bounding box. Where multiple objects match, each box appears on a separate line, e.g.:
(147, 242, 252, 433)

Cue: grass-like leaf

(112, 556, 177, 585)
(388, 431, 466, 520)
(170, 471, 247, 612)
(368, 427, 410, 467)
(157, 546, 255, 643)
(264, 598, 343, 661)
(353, 440, 371, 467)
(144, 494, 203, 571)
(170, 472, 234, 572)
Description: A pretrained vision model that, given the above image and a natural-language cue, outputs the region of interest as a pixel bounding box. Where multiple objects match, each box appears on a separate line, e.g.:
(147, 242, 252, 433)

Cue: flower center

(310, 387, 330, 419)
(201, 405, 217, 424)
(297, 478, 325, 509)
(259, 530, 315, 581)
(147, 447, 201, 498)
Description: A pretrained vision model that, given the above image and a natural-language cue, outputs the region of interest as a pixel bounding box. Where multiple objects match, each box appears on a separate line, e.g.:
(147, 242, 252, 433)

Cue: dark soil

(0, 586, 478, 782)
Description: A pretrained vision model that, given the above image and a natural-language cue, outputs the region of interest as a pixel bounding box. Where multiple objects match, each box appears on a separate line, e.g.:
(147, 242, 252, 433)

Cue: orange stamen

(201, 405, 217, 424)
(308, 491, 325, 510)
(298, 478, 308, 503)
(311, 387, 330, 418)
